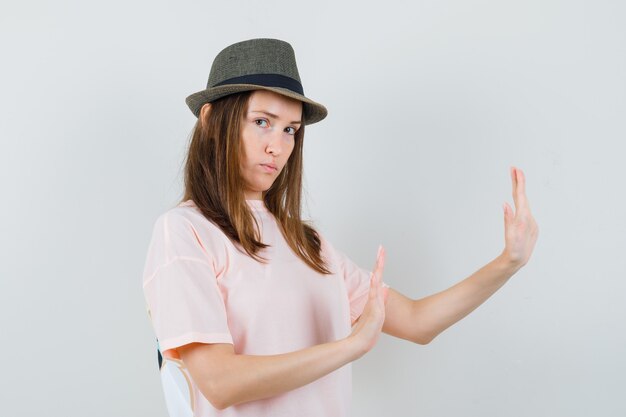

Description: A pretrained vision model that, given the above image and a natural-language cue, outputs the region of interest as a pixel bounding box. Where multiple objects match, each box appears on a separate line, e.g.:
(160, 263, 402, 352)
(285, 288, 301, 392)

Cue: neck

(244, 191, 263, 200)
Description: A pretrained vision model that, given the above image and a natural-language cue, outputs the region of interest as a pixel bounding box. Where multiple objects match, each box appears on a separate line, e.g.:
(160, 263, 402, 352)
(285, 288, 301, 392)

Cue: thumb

(503, 202, 512, 226)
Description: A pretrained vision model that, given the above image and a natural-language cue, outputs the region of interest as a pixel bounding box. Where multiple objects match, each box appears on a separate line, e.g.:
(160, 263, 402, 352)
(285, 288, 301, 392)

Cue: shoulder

(150, 202, 232, 257)
(154, 202, 224, 238)
(144, 202, 233, 277)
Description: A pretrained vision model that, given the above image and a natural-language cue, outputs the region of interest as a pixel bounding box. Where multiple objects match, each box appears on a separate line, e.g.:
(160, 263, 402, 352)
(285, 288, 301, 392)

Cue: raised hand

(347, 245, 389, 357)
(502, 167, 539, 267)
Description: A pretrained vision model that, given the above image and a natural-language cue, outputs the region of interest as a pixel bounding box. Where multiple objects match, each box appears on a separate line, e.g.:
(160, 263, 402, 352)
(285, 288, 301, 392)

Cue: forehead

(247, 90, 303, 119)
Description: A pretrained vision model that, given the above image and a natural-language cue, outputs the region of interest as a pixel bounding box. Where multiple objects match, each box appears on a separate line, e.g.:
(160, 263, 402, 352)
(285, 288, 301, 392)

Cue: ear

(200, 103, 211, 123)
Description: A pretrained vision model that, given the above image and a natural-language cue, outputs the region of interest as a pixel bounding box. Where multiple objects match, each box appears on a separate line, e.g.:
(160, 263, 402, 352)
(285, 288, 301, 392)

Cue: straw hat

(185, 38, 328, 125)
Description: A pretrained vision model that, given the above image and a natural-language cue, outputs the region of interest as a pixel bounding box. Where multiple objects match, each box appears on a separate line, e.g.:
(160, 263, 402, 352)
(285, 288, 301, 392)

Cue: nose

(265, 132, 283, 156)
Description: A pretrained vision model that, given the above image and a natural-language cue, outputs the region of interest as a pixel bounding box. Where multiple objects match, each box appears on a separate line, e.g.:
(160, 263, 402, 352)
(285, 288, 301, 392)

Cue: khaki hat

(185, 38, 328, 125)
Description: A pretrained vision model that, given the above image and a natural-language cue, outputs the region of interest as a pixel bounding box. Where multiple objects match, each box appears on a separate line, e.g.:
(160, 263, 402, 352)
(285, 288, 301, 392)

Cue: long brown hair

(179, 91, 332, 275)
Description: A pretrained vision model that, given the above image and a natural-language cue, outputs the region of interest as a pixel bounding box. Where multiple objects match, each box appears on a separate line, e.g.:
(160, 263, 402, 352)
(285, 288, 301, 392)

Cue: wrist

(496, 251, 524, 274)
(343, 335, 367, 361)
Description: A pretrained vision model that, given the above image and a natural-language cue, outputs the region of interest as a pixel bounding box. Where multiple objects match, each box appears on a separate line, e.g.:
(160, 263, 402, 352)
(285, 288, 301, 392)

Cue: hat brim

(185, 84, 328, 125)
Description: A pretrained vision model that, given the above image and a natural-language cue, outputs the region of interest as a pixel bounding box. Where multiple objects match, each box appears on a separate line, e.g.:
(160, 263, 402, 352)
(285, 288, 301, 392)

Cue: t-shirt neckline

(245, 199, 269, 212)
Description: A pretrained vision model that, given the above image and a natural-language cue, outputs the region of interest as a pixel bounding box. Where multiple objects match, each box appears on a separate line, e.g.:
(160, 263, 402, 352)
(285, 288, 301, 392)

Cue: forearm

(215, 338, 360, 409)
(411, 254, 522, 343)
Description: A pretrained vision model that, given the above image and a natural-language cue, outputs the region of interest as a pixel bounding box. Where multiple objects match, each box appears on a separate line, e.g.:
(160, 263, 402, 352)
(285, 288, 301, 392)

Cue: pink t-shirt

(142, 199, 389, 417)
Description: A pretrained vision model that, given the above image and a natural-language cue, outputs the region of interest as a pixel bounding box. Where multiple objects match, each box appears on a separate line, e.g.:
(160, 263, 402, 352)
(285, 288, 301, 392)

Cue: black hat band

(213, 73, 304, 95)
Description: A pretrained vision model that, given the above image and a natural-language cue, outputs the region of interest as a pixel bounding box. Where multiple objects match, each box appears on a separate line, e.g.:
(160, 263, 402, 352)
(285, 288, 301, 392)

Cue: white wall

(1, 0, 624, 416)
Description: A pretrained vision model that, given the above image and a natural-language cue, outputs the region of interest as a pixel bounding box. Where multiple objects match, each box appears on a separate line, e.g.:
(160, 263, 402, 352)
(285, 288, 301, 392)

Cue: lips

(260, 163, 277, 171)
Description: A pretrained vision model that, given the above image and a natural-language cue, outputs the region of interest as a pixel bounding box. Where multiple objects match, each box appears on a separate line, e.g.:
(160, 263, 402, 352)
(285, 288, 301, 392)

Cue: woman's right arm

(178, 246, 388, 410)
(178, 337, 358, 410)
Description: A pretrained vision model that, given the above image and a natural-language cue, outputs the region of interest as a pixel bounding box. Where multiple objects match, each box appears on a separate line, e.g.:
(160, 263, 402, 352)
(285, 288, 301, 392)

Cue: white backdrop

(1, 0, 625, 416)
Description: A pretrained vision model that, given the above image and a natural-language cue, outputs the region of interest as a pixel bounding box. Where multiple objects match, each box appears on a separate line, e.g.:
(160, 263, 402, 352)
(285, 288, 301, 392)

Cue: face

(238, 90, 303, 200)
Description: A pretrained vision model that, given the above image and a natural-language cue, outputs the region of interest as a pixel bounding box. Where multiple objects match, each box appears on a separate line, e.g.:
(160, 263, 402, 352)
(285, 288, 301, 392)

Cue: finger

(515, 168, 532, 214)
(369, 272, 379, 300)
(374, 256, 385, 300)
(372, 245, 385, 279)
(516, 168, 525, 196)
(377, 245, 387, 302)
(377, 246, 386, 273)
(376, 279, 383, 304)
(510, 166, 519, 213)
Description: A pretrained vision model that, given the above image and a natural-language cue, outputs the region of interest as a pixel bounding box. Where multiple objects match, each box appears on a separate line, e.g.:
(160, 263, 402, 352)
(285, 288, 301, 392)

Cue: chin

(249, 184, 273, 195)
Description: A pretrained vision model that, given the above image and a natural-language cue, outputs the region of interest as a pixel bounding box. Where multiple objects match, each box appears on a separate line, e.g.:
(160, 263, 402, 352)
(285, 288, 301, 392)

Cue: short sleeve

(142, 212, 233, 353)
(320, 235, 390, 324)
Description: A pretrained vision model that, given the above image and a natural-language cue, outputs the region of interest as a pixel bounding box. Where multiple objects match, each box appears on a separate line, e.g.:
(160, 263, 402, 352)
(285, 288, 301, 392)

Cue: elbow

(413, 330, 437, 345)
(208, 396, 229, 411)
(207, 399, 228, 411)
(201, 380, 234, 410)
(207, 393, 232, 411)
(413, 336, 433, 345)
(177, 343, 239, 410)
(213, 401, 231, 411)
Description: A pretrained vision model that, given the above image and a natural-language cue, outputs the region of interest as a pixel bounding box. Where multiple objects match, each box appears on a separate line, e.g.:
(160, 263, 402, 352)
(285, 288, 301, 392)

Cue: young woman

(142, 38, 539, 417)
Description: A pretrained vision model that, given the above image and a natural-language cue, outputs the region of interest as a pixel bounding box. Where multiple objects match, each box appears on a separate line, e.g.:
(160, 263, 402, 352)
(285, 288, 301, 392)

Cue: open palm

(502, 167, 539, 267)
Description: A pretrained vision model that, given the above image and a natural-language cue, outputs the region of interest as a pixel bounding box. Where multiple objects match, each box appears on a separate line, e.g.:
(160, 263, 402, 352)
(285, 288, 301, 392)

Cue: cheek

(239, 133, 257, 166)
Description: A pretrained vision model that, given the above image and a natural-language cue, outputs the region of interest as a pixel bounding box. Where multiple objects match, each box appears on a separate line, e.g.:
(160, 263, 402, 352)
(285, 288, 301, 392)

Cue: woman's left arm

(382, 167, 539, 345)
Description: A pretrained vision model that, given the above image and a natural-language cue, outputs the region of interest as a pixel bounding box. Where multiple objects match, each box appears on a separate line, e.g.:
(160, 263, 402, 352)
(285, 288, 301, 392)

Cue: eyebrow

(249, 110, 302, 125)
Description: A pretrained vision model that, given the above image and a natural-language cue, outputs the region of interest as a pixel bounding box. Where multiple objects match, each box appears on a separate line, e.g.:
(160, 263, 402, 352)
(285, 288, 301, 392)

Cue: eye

(285, 126, 297, 135)
(254, 119, 269, 128)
